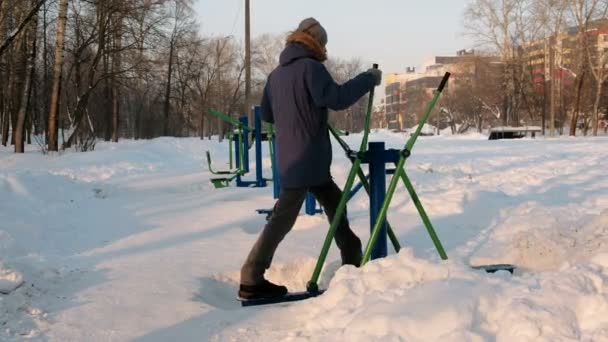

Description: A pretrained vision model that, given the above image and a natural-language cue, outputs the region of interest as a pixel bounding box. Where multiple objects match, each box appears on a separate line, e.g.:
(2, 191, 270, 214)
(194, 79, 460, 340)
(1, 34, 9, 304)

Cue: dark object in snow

(472, 264, 515, 274)
(488, 127, 541, 140)
(238, 289, 326, 307)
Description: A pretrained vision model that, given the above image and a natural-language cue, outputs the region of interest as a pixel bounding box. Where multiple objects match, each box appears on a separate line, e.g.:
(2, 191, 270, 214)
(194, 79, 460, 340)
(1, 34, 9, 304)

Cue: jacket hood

(279, 43, 318, 66)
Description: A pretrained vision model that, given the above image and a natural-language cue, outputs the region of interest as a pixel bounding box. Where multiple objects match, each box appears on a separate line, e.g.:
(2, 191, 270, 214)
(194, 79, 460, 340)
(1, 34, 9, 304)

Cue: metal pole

(397, 169, 447, 259)
(241, 116, 250, 173)
(369, 142, 387, 259)
(361, 73, 450, 266)
(229, 133, 234, 170)
(329, 126, 401, 252)
(305, 193, 316, 215)
(270, 130, 280, 199)
(254, 106, 266, 187)
(235, 127, 243, 185)
(244, 0, 252, 125)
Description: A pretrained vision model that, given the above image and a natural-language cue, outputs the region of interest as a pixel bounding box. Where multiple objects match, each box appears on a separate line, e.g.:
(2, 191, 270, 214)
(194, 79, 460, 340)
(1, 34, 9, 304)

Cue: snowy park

(3, 0, 608, 341)
(1, 132, 608, 341)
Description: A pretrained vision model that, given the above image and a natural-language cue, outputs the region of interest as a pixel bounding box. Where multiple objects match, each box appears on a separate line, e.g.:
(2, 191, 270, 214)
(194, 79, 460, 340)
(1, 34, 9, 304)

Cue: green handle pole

(404, 72, 450, 153)
(358, 63, 378, 153)
(361, 73, 450, 265)
(307, 64, 379, 293)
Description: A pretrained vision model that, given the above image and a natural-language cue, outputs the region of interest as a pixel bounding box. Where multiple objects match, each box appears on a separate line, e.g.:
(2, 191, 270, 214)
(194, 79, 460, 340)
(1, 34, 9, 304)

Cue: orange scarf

(286, 31, 327, 62)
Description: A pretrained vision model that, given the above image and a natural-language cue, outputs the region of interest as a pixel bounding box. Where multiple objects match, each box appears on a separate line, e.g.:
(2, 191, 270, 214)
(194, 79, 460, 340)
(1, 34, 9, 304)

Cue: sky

(194, 0, 476, 75)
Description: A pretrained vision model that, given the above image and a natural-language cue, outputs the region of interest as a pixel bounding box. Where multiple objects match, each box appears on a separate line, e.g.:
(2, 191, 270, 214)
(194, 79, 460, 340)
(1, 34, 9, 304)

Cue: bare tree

(252, 33, 284, 78)
(47, 0, 69, 151)
(567, 0, 604, 135)
(162, 0, 195, 136)
(465, 0, 543, 128)
(14, 3, 37, 153)
(0, 0, 46, 58)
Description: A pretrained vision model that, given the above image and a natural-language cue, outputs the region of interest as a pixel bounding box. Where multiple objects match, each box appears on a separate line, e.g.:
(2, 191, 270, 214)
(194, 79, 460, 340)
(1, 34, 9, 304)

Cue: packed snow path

(1, 132, 607, 341)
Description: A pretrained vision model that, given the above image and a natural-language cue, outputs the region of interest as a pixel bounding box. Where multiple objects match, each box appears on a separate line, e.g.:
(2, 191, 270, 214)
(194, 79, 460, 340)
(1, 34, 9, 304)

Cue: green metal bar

(208, 109, 248, 129)
(361, 72, 450, 266)
(308, 158, 363, 290)
(361, 156, 407, 265)
(229, 133, 234, 170)
(397, 169, 447, 259)
(328, 126, 401, 252)
(308, 64, 379, 292)
(387, 219, 401, 252)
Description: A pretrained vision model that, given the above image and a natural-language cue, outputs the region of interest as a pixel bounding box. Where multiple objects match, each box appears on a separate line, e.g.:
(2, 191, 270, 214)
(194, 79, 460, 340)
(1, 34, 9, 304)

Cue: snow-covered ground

(1, 132, 607, 341)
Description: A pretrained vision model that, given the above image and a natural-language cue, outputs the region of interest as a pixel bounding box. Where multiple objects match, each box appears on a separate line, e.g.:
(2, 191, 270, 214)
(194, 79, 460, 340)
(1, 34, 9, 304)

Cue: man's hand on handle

(366, 68, 382, 86)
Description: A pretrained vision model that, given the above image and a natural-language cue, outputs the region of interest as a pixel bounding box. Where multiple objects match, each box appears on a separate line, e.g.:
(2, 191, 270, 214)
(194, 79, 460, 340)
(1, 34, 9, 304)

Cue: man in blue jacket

(239, 18, 382, 300)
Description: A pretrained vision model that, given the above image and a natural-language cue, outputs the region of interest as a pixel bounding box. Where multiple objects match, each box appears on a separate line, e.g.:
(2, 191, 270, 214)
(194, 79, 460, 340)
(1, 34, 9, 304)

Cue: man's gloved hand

(366, 68, 382, 86)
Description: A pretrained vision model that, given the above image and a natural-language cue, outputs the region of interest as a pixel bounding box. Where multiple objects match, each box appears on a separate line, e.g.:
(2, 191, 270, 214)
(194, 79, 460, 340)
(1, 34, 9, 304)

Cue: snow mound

(471, 205, 608, 272)
(0, 262, 23, 294)
(281, 249, 608, 341)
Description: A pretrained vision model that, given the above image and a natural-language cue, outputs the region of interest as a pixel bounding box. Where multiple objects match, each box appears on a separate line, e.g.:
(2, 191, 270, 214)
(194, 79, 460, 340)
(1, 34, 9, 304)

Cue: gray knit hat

(296, 18, 328, 47)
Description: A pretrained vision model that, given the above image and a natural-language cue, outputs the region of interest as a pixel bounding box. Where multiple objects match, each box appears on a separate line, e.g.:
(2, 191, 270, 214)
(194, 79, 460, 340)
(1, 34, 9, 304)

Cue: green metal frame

(306, 71, 451, 293)
(206, 109, 275, 188)
(361, 75, 450, 264)
(205, 120, 248, 189)
(328, 126, 401, 252)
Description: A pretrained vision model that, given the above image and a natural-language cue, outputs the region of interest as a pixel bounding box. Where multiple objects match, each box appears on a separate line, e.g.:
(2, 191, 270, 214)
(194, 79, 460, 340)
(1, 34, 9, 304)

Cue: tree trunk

(42, 0, 48, 142)
(0, 0, 46, 58)
(163, 41, 175, 136)
(47, 0, 69, 151)
(592, 78, 603, 136)
(570, 72, 585, 136)
(15, 16, 37, 153)
(549, 40, 556, 137)
(111, 11, 122, 143)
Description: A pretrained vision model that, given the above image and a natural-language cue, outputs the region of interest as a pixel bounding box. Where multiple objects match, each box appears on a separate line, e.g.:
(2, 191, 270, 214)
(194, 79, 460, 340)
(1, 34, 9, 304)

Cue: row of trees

(436, 0, 608, 136)
(0, 0, 369, 154)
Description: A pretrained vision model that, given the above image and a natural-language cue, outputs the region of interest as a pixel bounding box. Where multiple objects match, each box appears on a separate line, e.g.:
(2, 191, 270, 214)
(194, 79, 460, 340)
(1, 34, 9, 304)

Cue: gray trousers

(240, 180, 362, 285)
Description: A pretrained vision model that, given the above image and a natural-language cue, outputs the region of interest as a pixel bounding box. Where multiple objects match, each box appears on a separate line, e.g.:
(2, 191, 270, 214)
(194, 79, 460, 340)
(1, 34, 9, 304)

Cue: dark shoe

(238, 279, 288, 300)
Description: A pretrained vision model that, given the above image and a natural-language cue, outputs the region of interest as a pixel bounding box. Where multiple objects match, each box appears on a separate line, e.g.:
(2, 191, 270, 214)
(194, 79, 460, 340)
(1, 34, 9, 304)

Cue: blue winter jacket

(261, 43, 375, 189)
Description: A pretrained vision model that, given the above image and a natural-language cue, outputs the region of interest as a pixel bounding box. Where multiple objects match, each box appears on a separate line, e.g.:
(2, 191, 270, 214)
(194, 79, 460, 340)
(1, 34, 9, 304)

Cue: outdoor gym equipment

(207, 106, 324, 215)
(255, 114, 323, 220)
(206, 107, 268, 188)
(241, 68, 514, 307)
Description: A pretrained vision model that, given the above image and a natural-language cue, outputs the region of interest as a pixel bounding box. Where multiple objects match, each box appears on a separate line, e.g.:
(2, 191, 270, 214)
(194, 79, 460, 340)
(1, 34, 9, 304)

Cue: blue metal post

(234, 129, 242, 170)
(271, 134, 280, 199)
(305, 193, 318, 215)
(240, 117, 250, 173)
(369, 142, 388, 259)
(254, 107, 267, 188)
